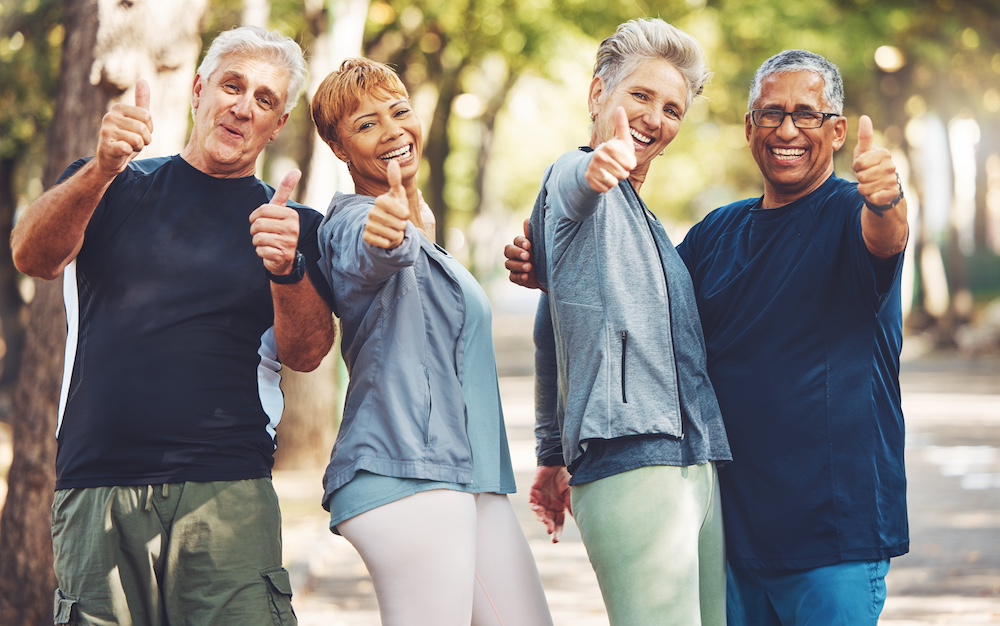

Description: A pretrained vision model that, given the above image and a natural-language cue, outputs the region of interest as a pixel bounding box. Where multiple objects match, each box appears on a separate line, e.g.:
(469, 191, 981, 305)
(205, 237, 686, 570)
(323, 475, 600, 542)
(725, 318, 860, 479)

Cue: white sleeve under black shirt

(54, 155, 330, 490)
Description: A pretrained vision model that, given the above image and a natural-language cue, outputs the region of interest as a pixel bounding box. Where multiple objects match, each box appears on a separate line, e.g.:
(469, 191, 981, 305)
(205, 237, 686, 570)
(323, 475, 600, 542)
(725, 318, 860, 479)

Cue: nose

(775, 113, 799, 140)
(640, 105, 660, 131)
(232, 94, 253, 119)
(382, 119, 404, 142)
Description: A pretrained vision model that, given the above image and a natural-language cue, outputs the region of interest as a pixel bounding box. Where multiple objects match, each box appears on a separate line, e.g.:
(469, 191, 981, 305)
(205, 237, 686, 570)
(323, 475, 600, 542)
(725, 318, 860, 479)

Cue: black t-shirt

(55, 155, 330, 489)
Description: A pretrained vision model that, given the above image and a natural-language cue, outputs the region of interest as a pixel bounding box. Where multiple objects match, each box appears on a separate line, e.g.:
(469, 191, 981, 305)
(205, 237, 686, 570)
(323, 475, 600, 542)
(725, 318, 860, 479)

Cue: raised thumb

(855, 115, 874, 156)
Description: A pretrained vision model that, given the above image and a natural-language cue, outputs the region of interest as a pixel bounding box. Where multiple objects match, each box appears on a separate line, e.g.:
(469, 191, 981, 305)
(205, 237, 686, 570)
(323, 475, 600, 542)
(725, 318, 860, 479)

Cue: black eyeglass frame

(749, 109, 841, 129)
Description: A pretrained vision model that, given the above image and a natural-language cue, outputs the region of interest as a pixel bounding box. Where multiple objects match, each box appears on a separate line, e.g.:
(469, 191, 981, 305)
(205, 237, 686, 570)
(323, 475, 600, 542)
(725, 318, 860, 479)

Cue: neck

(761, 171, 833, 209)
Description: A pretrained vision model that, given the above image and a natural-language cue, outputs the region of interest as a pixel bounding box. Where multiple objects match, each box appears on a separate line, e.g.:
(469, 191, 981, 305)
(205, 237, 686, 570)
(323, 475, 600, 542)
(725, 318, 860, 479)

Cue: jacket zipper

(621, 330, 628, 403)
(628, 183, 684, 438)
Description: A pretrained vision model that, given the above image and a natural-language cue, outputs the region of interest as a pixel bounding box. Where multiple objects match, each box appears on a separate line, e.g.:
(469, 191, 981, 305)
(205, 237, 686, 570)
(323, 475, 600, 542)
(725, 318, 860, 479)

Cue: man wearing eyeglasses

(505, 49, 908, 625)
(675, 49, 909, 625)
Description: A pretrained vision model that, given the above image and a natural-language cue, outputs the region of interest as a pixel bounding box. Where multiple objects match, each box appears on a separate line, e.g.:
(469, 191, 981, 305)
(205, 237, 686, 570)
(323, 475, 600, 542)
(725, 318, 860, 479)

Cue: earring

(659, 150, 665, 157)
(590, 111, 596, 121)
(345, 161, 351, 170)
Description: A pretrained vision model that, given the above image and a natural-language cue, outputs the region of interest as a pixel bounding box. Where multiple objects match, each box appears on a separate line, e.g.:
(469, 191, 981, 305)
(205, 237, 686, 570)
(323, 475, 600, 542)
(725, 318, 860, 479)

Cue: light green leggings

(571, 463, 726, 626)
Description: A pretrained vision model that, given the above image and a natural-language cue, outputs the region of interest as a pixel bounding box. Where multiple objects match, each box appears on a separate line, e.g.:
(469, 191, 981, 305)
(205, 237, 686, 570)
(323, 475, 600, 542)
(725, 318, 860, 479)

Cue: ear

(329, 140, 349, 164)
(191, 74, 203, 111)
(831, 115, 848, 151)
(745, 112, 753, 143)
(269, 113, 289, 143)
(588, 76, 605, 116)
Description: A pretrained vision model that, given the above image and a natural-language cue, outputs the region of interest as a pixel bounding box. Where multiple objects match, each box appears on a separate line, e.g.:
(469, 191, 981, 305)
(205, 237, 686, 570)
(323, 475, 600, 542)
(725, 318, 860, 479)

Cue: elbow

(279, 327, 336, 373)
(279, 348, 324, 373)
(11, 248, 63, 281)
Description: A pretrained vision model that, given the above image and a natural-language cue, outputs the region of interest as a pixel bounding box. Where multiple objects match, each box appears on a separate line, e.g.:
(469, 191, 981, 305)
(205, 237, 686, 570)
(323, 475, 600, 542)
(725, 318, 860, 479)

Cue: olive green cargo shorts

(51, 478, 296, 626)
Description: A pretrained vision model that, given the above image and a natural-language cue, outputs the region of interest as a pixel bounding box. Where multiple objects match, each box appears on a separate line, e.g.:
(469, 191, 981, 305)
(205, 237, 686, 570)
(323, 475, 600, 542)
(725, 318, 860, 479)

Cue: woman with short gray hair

(527, 18, 732, 626)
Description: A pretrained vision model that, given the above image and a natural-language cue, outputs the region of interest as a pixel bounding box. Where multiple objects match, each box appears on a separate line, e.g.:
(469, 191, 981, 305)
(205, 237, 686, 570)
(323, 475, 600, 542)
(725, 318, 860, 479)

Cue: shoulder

(318, 193, 374, 241)
(127, 155, 175, 177)
(321, 192, 373, 224)
(689, 197, 756, 237)
(548, 149, 590, 182)
(810, 175, 863, 224)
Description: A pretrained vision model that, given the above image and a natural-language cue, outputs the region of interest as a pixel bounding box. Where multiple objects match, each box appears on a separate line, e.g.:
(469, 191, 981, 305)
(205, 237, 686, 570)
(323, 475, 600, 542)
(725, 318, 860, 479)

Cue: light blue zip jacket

(529, 149, 727, 469)
(316, 192, 473, 507)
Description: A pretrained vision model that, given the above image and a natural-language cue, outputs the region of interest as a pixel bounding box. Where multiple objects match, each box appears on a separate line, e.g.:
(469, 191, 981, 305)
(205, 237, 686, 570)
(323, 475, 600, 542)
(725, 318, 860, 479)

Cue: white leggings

(338, 490, 553, 626)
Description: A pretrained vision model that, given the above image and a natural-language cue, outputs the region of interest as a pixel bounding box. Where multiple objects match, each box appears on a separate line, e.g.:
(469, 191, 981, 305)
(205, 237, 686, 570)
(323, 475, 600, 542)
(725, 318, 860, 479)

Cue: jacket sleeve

(319, 194, 421, 288)
(550, 150, 602, 223)
(533, 293, 565, 466)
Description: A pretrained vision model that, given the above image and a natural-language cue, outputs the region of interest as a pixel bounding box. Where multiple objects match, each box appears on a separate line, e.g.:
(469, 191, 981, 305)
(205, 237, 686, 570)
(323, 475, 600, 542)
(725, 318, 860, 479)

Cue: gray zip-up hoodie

(316, 192, 474, 507)
(529, 149, 728, 469)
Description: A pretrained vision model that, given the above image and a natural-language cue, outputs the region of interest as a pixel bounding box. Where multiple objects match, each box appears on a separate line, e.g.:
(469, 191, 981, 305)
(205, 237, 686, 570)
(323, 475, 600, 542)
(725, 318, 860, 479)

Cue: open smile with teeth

(380, 144, 412, 162)
(772, 147, 805, 161)
(630, 128, 653, 147)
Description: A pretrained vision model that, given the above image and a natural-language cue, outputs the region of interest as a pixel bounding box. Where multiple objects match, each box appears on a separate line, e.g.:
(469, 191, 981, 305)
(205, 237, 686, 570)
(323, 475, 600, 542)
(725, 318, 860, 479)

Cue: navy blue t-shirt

(676, 174, 909, 570)
(54, 155, 330, 489)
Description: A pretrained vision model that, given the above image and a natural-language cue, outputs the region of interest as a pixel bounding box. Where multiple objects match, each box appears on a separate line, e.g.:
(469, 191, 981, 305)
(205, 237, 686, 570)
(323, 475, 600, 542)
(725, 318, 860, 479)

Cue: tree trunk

(274, 0, 370, 471)
(0, 157, 26, 401)
(0, 0, 205, 622)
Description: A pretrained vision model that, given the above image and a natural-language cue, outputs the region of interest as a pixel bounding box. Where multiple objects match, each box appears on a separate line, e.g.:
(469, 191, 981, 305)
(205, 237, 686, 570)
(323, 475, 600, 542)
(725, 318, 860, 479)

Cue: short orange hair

(311, 58, 410, 148)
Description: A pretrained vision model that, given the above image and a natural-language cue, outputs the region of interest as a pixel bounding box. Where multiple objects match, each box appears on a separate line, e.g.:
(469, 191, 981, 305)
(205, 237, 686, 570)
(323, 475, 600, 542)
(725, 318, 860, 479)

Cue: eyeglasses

(750, 109, 840, 129)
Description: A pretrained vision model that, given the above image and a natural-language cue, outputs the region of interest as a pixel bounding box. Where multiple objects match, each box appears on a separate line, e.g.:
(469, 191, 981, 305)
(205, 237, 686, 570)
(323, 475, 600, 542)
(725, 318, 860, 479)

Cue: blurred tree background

(0, 0, 998, 620)
(3, 1, 998, 410)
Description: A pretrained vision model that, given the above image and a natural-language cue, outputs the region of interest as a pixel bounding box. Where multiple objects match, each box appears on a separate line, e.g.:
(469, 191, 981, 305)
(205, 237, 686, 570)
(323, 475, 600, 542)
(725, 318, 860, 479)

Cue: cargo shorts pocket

(261, 566, 296, 625)
(53, 588, 78, 625)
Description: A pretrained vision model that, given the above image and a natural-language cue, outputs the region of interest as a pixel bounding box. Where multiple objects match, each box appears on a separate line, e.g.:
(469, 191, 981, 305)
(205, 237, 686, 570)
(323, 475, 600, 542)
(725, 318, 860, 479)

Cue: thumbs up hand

(586, 107, 637, 193)
(250, 169, 303, 276)
(364, 159, 411, 249)
(852, 115, 901, 211)
(96, 79, 154, 177)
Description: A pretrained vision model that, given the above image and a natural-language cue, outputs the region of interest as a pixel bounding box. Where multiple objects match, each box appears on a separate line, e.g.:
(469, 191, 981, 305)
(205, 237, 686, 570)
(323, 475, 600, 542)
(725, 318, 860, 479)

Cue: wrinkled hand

(365, 160, 410, 249)
(96, 79, 153, 177)
(852, 115, 899, 209)
(529, 465, 572, 543)
(586, 106, 636, 193)
(504, 219, 541, 290)
(250, 170, 302, 276)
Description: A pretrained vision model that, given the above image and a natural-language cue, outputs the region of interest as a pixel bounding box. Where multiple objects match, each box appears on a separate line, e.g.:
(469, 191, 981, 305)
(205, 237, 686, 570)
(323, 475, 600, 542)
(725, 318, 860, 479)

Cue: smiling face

(590, 57, 689, 181)
(745, 70, 847, 208)
(181, 54, 290, 179)
(331, 90, 422, 198)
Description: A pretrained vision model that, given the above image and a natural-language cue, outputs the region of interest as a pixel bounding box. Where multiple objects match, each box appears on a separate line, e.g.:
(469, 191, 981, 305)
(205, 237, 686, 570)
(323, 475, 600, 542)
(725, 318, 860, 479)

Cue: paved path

(277, 315, 1000, 625)
(0, 312, 996, 623)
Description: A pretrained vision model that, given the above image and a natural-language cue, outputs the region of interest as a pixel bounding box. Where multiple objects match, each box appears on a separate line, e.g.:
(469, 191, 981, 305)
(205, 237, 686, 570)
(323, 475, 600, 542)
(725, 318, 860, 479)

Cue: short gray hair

(747, 50, 844, 114)
(197, 26, 308, 115)
(593, 18, 711, 112)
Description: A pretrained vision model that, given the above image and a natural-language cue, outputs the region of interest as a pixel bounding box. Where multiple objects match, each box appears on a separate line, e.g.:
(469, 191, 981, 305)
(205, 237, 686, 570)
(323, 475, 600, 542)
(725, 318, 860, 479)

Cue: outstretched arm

(853, 115, 908, 259)
(12, 80, 153, 279)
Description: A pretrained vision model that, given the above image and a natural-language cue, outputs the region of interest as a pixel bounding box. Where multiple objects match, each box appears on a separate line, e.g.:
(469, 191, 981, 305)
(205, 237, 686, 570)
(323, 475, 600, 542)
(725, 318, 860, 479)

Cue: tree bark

(0, 157, 26, 400)
(0, 1, 205, 623)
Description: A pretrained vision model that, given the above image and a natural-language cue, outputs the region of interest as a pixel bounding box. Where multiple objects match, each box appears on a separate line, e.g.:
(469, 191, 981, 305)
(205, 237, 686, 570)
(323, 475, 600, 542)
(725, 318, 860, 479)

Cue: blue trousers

(727, 560, 890, 625)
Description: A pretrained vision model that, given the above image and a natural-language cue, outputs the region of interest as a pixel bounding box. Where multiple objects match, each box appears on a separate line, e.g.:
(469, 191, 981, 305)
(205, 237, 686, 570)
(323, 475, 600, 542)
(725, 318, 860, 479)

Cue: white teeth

(630, 128, 653, 144)
(381, 145, 411, 161)
(772, 148, 804, 159)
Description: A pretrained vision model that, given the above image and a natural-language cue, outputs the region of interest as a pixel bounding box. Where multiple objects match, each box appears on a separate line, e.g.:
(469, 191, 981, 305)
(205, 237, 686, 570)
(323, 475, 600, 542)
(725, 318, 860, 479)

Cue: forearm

(533, 294, 564, 465)
(861, 197, 908, 259)
(272, 278, 336, 372)
(11, 160, 113, 279)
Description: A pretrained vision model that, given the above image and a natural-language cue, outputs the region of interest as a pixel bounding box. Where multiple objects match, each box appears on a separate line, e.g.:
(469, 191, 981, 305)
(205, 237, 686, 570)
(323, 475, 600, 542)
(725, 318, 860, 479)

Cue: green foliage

(0, 0, 61, 164)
